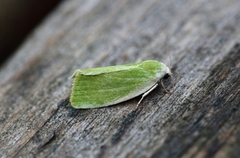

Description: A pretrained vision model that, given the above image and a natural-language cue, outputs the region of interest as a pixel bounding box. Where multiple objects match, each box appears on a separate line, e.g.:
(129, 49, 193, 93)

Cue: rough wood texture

(0, 0, 239, 158)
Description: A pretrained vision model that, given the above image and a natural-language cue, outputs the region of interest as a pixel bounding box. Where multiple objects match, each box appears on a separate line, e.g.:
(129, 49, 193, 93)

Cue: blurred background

(0, 0, 63, 66)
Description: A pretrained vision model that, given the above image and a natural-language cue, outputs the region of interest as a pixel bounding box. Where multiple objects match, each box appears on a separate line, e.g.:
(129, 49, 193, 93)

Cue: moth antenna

(168, 50, 172, 70)
(164, 35, 172, 70)
(164, 35, 174, 94)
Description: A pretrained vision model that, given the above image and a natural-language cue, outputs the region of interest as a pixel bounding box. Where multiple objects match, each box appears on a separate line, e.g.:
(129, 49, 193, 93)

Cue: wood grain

(0, 0, 239, 157)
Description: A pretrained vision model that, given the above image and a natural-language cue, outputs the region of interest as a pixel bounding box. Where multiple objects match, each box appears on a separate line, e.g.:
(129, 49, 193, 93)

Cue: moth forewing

(70, 60, 171, 109)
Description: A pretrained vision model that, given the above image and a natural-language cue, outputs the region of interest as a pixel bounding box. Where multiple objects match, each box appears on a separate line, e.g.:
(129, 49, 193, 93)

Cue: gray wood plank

(0, 0, 239, 157)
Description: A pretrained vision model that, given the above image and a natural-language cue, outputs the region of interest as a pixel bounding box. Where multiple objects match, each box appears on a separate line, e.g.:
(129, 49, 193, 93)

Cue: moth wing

(71, 62, 143, 78)
(70, 67, 159, 108)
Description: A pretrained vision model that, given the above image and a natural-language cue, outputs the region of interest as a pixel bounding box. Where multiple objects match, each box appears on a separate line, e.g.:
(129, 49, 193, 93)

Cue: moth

(70, 60, 171, 109)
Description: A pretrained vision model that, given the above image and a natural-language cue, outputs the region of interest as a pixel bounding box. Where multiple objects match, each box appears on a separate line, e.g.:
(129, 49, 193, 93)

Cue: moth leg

(137, 83, 158, 108)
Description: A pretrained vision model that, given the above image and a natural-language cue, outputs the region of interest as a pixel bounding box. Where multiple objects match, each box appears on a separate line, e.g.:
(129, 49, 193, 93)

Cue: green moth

(70, 60, 171, 109)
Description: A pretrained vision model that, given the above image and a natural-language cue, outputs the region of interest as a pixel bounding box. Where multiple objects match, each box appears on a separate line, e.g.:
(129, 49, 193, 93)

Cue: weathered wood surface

(0, 0, 240, 157)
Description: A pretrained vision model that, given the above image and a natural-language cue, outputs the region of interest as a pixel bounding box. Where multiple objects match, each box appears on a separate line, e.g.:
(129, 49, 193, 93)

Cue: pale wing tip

(166, 65, 172, 75)
(69, 69, 83, 79)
